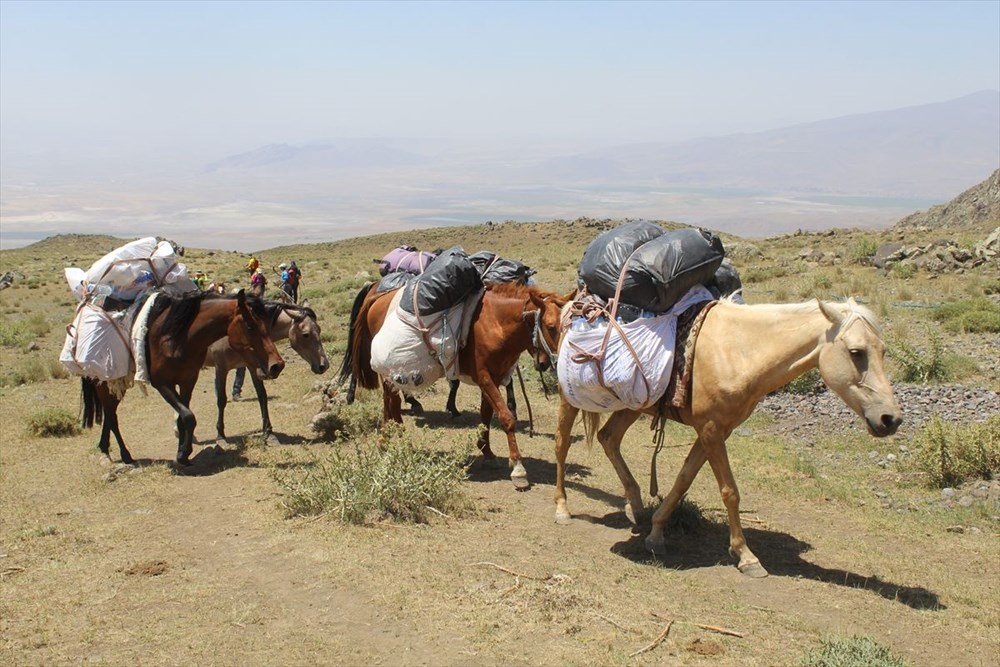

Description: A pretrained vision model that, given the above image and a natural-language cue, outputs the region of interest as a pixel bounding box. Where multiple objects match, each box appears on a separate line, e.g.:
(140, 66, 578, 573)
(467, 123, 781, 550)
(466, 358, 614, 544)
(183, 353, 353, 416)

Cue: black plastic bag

(399, 246, 483, 315)
(469, 251, 536, 285)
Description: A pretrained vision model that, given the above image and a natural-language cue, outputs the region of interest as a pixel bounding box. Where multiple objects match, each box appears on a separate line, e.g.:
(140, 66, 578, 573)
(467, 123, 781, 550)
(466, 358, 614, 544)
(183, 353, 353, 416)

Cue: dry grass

(1, 221, 998, 666)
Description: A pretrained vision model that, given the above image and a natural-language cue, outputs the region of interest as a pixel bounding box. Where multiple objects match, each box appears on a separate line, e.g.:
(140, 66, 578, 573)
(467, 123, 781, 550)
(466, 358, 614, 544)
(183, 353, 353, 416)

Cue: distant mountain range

(204, 91, 1000, 201)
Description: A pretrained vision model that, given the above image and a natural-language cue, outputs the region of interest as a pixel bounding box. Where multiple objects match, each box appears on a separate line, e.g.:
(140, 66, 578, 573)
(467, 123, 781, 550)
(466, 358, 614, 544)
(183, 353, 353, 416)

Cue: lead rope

(514, 365, 535, 436)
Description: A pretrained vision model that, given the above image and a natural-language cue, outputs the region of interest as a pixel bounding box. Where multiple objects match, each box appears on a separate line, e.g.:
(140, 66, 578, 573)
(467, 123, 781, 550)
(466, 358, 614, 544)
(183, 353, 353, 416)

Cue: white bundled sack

(59, 304, 133, 381)
(370, 288, 480, 395)
(557, 286, 713, 412)
(64, 237, 194, 303)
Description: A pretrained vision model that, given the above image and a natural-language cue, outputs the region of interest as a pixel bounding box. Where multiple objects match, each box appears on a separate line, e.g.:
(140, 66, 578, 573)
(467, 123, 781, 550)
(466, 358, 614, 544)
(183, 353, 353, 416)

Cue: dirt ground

(2, 362, 997, 667)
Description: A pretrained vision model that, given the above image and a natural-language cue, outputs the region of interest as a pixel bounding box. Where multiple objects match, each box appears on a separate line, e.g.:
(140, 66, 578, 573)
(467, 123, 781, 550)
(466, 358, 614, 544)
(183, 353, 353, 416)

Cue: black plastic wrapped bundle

(399, 246, 484, 315)
(469, 251, 536, 285)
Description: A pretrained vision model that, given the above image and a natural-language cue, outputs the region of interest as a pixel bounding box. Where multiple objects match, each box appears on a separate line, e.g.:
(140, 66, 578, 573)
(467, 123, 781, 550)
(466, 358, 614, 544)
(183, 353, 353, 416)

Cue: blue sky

(2, 0, 999, 164)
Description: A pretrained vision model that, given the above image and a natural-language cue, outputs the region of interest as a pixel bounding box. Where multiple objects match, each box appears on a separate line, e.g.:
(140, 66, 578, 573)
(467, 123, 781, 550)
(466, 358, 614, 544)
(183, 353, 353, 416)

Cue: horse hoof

(511, 474, 530, 490)
(738, 561, 769, 578)
(555, 511, 572, 525)
(264, 433, 280, 445)
(625, 504, 638, 526)
(645, 536, 667, 555)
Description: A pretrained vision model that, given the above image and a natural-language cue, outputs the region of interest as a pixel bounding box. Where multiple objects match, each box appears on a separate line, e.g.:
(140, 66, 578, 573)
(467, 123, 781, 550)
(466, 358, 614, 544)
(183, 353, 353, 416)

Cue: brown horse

(341, 281, 571, 488)
(82, 290, 286, 465)
(553, 297, 902, 577)
(205, 300, 329, 441)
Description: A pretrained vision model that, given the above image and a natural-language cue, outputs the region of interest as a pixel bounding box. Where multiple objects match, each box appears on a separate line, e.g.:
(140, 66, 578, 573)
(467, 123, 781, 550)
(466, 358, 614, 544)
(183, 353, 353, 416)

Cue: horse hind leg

(445, 380, 460, 417)
(104, 404, 134, 465)
(553, 396, 580, 524)
(645, 440, 708, 555)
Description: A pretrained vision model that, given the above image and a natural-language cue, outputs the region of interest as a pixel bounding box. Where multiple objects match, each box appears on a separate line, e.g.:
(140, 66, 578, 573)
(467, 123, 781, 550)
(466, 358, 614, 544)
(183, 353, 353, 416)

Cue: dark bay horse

(553, 297, 902, 577)
(82, 290, 286, 465)
(205, 300, 329, 441)
(341, 281, 571, 488)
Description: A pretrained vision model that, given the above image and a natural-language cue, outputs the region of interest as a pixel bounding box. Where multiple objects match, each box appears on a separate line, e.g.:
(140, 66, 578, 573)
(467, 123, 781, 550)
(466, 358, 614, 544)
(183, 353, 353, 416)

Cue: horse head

(527, 289, 575, 372)
(816, 298, 902, 437)
(286, 301, 330, 375)
(230, 289, 286, 380)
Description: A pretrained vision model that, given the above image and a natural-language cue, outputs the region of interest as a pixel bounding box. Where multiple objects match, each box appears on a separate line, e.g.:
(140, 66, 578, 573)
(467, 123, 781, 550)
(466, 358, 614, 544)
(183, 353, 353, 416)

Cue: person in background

(278, 262, 293, 301)
(232, 366, 246, 401)
(250, 267, 267, 298)
(285, 260, 301, 303)
(245, 254, 260, 278)
(193, 271, 209, 291)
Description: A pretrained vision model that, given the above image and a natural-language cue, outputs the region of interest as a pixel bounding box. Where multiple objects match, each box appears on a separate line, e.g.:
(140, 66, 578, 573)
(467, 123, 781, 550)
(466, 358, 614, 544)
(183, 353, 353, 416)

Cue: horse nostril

(270, 363, 285, 378)
(882, 413, 902, 431)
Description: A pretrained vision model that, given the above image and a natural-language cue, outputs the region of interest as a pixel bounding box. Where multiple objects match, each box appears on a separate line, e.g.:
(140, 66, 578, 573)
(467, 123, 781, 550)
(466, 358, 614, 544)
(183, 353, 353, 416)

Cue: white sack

(370, 290, 445, 395)
(64, 237, 194, 302)
(557, 285, 713, 413)
(59, 305, 133, 381)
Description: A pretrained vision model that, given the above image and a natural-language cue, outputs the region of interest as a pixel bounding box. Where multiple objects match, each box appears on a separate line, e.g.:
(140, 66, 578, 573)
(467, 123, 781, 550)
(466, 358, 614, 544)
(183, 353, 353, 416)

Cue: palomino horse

(206, 300, 329, 441)
(341, 281, 571, 488)
(553, 297, 902, 577)
(82, 290, 285, 465)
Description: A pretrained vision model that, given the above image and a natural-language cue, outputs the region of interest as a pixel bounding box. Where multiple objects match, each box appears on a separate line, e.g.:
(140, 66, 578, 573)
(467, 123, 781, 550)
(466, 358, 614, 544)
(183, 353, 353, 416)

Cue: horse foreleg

(157, 384, 196, 465)
(703, 437, 766, 578)
(479, 377, 527, 489)
(597, 410, 645, 524)
(446, 380, 461, 417)
(215, 367, 229, 441)
(249, 371, 273, 440)
(553, 395, 579, 524)
(645, 440, 708, 554)
(346, 375, 357, 404)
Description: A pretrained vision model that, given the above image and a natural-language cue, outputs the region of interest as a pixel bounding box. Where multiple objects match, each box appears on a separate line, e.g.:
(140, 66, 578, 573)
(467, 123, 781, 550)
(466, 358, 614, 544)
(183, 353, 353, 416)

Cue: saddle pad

(557, 285, 712, 412)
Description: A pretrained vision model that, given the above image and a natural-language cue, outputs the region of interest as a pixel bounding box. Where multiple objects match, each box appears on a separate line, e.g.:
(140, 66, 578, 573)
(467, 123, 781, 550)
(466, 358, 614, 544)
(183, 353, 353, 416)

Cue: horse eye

(849, 348, 864, 358)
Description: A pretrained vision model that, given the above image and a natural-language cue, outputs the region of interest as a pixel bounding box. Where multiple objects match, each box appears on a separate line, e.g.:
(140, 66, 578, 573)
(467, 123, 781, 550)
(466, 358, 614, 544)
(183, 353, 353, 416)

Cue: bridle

(522, 299, 558, 369)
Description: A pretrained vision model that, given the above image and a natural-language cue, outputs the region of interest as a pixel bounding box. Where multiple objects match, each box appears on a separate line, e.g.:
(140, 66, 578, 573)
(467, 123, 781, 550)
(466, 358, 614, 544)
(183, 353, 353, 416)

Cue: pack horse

(553, 297, 902, 577)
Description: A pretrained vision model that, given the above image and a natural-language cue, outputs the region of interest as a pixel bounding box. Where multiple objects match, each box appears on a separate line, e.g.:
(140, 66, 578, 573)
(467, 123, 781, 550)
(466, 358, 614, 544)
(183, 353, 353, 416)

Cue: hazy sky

(2, 0, 999, 166)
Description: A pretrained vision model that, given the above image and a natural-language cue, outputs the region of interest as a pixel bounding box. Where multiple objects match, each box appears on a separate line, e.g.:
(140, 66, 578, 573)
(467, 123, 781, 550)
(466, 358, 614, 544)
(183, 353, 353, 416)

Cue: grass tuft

(800, 635, 907, 667)
(274, 423, 473, 524)
(311, 400, 381, 441)
(910, 414, 1000, 488)
(25, 408, 81, 437)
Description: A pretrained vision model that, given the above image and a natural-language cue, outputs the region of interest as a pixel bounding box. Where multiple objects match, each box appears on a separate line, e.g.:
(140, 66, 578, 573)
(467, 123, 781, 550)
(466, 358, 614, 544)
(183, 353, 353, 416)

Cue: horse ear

(300, 298, 311, 309)
(817, 298, 844, 326)
(237, 289, 247, 307)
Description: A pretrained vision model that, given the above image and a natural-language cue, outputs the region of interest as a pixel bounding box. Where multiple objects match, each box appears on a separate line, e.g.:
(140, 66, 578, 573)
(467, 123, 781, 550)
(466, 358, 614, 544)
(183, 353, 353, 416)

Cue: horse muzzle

(865, 410, 902, 437)
(312, 359, 330, 375)
(262, 360, 286, 380)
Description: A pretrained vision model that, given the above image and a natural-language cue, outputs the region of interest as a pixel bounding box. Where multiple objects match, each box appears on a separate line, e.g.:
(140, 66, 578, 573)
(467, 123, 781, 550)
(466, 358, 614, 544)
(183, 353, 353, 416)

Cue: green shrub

(886, 327, 949, 383)
(24, 313, 51, 337)
(800, 635, 906, 667)
(274, 424, 473, 524)
(891, 263, 916, 280)
(911, 414, 1000, 488)
(778, 368, 822, 395)
(311, 400, 381, 441)
(932, 298, 1000, 334)
(26, 408, 81, 437)
(0, 321, 28, 347)
(851, 237, 879, 263)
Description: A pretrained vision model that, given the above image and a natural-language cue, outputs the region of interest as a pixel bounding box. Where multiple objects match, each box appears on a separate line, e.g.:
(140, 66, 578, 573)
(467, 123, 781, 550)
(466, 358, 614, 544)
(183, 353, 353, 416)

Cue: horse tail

(580, 410, 602, 451)
(351, 283, 381, 391)
(338, 281, 373, 386)
(81, 377, 103, 429)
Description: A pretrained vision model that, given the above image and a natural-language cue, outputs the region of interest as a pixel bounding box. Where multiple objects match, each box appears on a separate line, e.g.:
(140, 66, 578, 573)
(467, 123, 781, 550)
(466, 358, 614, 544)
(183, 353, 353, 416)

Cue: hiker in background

(250, 267, 267, 298)
(245, 254, 260, 279)
(285, 260, 302, 303)
(193, 271, 209, 291)
(278, 263, 294, 301)
(232, 366, 246, 401)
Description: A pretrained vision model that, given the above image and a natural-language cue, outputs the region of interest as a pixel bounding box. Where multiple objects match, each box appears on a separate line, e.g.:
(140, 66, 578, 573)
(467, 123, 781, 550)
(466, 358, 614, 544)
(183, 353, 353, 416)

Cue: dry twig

(467, 561, 550, 581)
(692, 622, 744, 637)
(424, 505, 453, 520)
(628, 619, 673, 657)
(590, 610, 636, 635)
(1, 566, 26, 579)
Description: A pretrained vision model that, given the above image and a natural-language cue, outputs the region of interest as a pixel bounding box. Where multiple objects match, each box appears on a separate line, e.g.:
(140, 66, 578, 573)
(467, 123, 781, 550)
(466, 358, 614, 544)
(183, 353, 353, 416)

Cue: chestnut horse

(82, 290, 286, 465)
(206, 300, 329, 441)
(553, 297, 902, 577)
(341, 281, 571, 488)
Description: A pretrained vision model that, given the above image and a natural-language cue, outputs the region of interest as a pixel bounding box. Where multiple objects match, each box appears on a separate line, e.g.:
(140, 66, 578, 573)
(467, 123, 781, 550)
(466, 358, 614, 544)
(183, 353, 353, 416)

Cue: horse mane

(154, 291, 269, 343)
(263, 301, 318, 326)
(719, 297, 881, 334)
(485, 281, 562, 301)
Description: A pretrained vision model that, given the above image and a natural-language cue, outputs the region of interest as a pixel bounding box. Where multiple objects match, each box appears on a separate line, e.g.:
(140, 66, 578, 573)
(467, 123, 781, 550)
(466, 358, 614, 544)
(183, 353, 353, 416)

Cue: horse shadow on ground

(466, 455, 593, 487)
(609, 521, 944, 611)
(127, 430, 309, 477)
(411, 407, 557, 439)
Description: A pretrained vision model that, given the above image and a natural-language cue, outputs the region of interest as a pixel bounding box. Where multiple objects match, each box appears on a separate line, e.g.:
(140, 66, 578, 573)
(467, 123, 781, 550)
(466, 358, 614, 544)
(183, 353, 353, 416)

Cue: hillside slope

(894, 168, 1000, 234)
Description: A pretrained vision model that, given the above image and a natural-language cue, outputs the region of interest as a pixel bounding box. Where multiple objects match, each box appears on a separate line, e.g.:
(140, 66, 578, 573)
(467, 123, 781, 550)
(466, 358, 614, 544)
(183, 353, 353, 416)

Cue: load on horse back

(82, 290, 285, 465)
(340, 247, 571, 489)
(551, 222, 902, 577)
